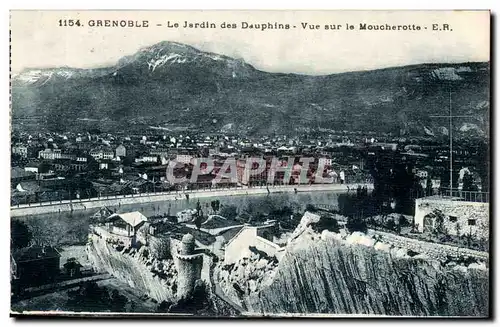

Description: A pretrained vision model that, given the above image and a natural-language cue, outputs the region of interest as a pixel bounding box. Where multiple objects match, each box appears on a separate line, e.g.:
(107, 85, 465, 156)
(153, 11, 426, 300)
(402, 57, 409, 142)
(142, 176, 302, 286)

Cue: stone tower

(175, 233, 203, 299)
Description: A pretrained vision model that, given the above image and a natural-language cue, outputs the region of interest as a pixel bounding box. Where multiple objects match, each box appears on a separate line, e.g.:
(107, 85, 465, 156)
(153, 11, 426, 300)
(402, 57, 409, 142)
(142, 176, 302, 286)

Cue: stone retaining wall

(368, 229, 489, 262)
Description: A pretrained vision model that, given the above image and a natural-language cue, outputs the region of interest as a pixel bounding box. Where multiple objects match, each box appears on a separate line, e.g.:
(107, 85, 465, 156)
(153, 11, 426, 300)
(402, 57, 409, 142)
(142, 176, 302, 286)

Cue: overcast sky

(10, 10, 490, 75)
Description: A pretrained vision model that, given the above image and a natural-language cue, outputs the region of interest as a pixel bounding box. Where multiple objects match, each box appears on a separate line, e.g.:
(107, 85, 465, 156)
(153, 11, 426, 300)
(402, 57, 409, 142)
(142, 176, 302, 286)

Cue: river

(13, 189, 350, 247)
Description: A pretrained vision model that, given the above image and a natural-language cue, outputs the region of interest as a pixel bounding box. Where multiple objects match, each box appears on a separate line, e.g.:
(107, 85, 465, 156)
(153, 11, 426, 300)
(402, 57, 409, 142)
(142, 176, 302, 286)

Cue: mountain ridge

(11, 41, 490, 138)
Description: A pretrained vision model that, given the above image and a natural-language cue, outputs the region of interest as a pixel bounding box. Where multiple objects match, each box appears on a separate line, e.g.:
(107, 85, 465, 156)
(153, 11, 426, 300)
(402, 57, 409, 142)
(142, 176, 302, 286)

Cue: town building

(11, 246, 61, 288)
(149, 148, 170, 157)
(12, 145, 28, 158)
(175, 154, 193, 165)
(38, 148, 62, 160)
(38, 148, 77, 161)
(115, 144, 127, 158)
(135, 156, 158, 163)
(11, 167, 36, 186)
(371, 142, 398, 151)
(24, 162, 40, 173)
(416, 169, 429, 179)
(105, 211, 148, 247)
(318, 157, 333, 167)
(224, 222, 285, 264)
(89, 148, 114, 160)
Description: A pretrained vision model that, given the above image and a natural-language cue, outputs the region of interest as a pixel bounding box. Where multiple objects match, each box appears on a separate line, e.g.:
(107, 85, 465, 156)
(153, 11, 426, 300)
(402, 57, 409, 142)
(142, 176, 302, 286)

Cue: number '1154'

(58, 19, 82, 27)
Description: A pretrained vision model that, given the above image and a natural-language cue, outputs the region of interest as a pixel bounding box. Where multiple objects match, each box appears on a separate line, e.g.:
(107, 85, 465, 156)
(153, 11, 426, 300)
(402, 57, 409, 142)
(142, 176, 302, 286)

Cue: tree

(210, 200, 221, 213)
(346, 216, 368, 234)
(391, 162, 421, 215)
(64, 258, 82, 277)
(305, 204, 318, 212)
(455, 222, 462, 239)
(219, 205, 238, 220)
(425, 176, 434, 196)
(11, 220, 32, 249)
(194, 214, 203, 230)
(425, 209, 447, 236)
(399, 215, 410, 227)
(194, 201, 203, 229)
(386, 219, 396, 232)
(312, 216, 340, 233)
(462, 172, 478, 192)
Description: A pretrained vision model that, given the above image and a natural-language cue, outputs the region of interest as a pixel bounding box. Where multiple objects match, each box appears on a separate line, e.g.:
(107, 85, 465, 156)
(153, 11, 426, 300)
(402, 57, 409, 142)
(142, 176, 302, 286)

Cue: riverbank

(11, 183, 372, 218)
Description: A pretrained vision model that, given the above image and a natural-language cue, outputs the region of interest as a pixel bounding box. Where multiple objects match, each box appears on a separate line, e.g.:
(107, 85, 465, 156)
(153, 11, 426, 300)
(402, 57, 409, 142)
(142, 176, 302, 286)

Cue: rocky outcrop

(86, 233, 178, 303)
(216, 214, 489, 316)
(217, 249, 279, 308)
(86, 228, 224, 313)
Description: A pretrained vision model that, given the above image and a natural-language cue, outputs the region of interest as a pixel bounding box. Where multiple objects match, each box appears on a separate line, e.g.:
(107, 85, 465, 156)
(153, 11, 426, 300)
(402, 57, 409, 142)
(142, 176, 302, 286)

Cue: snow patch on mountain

(147, 53, 184, 71)
(206, 53, 224, 61)
(13, 69, 76, 85)
(423, 126, 435, 136)
(460, 123, 481, 133)
(146, 49, 239, 72)
(438, 126, 449, 136)
(431, 67, 463, 81)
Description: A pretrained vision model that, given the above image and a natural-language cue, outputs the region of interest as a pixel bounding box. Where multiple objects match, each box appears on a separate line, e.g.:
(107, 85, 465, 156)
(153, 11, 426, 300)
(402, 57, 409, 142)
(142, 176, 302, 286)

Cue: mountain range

(11, 41, 490, 139)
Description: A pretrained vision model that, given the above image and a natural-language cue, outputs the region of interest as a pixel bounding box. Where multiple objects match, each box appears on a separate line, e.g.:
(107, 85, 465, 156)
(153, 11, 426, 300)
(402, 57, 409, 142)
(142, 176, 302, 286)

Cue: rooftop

(11, 167, 35, 180)
(13, 246, 61, 262)
(108, 211, 148, 227)
(201, 215, 241, 230)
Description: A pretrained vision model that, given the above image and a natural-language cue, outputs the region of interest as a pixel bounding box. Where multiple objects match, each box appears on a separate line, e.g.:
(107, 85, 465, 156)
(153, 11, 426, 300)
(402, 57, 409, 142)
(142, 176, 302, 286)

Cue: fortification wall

(86, 232, 178, 303)
(254, 237, 283, 258)
(176, 254, 203, 299)
(368, 230, 489, 262)
(149, 235, 172, 260)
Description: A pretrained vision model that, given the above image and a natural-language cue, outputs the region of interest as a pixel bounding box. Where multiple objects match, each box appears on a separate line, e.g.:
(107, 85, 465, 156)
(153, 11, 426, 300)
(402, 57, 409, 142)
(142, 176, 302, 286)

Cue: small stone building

(414, 196, 489, 240)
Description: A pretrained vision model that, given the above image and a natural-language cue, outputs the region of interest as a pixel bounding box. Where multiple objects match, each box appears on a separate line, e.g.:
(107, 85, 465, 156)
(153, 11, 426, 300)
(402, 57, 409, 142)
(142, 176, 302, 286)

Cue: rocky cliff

(217, 224, 489, 316)
(86, 228, 241, 315)
(86, 233, 179, 303)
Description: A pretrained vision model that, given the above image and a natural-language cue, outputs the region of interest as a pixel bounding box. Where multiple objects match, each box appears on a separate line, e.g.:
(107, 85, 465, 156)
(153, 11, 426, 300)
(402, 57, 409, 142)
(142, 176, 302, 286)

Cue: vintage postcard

(9, 10, 490, 318)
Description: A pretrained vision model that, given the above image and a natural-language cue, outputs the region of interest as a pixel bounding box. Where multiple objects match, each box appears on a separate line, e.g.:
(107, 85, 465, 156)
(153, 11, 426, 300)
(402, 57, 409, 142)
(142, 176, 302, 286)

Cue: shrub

(305, 204, 317, 212)
(346, 216, 368, 234)
(386, 219, 396, 231)
(399, 215, 410, 227)
(219, 205, 238, 220)
(312, 217, 340, 233)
